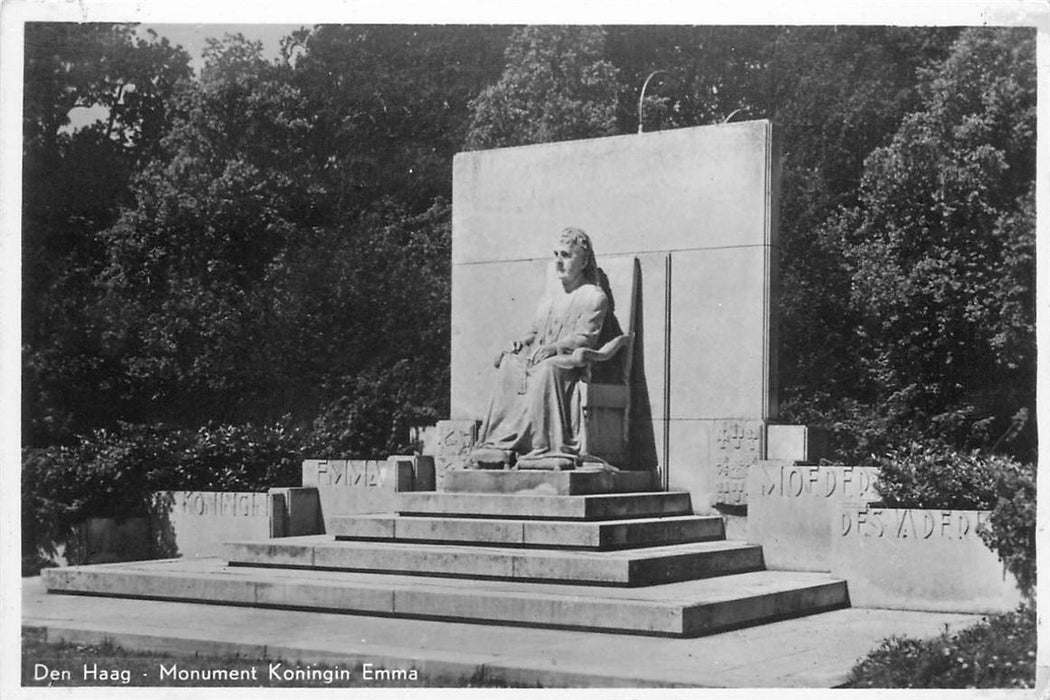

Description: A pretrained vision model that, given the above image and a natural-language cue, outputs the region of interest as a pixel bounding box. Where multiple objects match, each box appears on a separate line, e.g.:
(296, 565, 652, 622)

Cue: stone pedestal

(451, 121, 780, 511)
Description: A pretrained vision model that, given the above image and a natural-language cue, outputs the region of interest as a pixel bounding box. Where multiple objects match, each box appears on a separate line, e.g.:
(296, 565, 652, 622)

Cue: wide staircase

(44, 470, 849, 638)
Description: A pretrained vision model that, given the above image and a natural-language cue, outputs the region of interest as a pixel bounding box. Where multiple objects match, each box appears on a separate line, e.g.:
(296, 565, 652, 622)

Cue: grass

(21, 628, 534, 688)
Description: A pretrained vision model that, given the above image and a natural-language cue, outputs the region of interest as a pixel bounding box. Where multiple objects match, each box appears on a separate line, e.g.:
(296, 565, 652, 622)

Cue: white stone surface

(830, 506, 1024, 613)
(747, 463, 879, 572)
(451, 122, 779, 505)
(301, 459, 414, 531)
(24, 574, 984, 688)
(766, 425, 828, 462)
(149, 491, 273, 559)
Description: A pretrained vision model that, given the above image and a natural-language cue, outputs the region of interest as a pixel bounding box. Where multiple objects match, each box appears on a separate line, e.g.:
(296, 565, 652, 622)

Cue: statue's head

(556, 226, 599, 286)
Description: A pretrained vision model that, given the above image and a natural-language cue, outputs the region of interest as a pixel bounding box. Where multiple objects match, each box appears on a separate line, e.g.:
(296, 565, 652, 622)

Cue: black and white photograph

(2, 0, 1046, 694)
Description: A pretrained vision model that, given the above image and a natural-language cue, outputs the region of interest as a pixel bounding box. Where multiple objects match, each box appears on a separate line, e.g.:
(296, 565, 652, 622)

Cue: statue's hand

(529, 344, 557, 365)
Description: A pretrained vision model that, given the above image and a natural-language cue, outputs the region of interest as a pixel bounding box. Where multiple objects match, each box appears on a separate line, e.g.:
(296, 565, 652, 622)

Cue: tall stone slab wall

(451, 121, 780, 510)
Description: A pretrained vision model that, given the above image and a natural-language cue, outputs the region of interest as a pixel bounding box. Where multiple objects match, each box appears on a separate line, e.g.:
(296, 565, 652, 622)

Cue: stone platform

(331, 512, 724, 548)
(43, 557, 844, 637)
(40, 469, 849, 639)
(24, 577, 984, 687)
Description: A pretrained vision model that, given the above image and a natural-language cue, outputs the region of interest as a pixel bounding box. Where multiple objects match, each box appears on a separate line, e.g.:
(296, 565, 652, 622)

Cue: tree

(763, 27, 961, 451)
(605, 26, 778, 132)
(94, 34, 317, 424)
(464, 26, 620, 149)
(93, 32, 456, 454)
(22, 23, 192, 445)
(285, 25, 509, 214)
(818, 27, 1036, 459)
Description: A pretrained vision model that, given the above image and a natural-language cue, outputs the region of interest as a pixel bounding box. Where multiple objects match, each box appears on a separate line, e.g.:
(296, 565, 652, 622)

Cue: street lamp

(638, 70, 669, 134)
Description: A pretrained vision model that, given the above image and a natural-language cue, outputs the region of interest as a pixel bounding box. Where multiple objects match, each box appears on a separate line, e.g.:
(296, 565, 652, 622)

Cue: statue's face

(554, 240, 587, 285)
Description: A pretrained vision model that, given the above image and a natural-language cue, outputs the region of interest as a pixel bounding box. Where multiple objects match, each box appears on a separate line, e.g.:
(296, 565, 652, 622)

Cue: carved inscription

(314, 460, 388, 488)
(432, 420, 479, 482)
(840, 508, 989, 540)
(713, 420, 763, 506)
(178, 492, 269, 518)
(757, 464, 878, 501)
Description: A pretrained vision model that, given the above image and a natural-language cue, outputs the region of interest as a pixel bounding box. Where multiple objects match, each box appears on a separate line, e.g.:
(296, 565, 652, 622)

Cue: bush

(978, 460, 1037, 600)
(875, 442, 1002, 509)
(22, 419, 306, 574)
(847, 604, 1036, 688)
(874, 442, 1037, 599)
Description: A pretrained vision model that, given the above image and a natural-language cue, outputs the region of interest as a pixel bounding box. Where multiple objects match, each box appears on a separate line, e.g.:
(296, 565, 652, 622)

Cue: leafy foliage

(22, 419, 304, 573)
(808, 28, 1036, 460)
(847, 604, 1036, 688)
(874, 443, 1037, 598)
(977, 460, 1037, 600)
(286, 25, 508, 210)
(22, 24, 192, 445)
(465, 26, 620, 149)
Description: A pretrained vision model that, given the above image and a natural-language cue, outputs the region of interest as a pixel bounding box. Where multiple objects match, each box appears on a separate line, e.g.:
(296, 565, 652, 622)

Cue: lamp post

(637, 70, 669, 134)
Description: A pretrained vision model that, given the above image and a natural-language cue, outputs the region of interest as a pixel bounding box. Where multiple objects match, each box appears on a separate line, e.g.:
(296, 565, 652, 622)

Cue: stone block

(389, 454, 436, 491)
(440, 469, 652, 495)
(391, 516, 525, 545)
(267, 487, 322, 536)
(830, 506, 1024, 613)
(301, 459, 415, 531)
(330, 514, 396, 540)
(679, 577, 847, 637)
(425, 420, 479, 489)
(44, 566, 258, 605)
(227, 537, 760, 585)
(149, 492, 274, 559)
(711, 419, 765, 507)
(224, 539, 316, 568)
(766, 425, 829, 462)
(253, 580, 394, 613)
(747, 463, 879, 572)
(332, 513, 724, 550)
(397, 491, 693, 520)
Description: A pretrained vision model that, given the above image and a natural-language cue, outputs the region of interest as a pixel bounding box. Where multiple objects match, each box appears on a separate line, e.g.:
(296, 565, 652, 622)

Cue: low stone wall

(831, 506, 1022, 613)
(303, 455, 434, 531)
(150, 491, 281, 558)
(747, 461, 879, 571)
(41, 455, 437, 566)
(746, 461, 1023, 614)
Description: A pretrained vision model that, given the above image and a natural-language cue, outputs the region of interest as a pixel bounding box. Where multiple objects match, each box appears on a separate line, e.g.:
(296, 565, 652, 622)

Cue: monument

(450, 119, 788, 509)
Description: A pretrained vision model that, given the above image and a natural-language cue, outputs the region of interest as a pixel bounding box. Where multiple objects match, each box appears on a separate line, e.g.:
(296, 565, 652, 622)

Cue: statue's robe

(477, 282, 608, 461)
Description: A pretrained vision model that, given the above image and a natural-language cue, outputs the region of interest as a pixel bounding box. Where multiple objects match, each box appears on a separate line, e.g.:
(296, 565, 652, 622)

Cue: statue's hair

(560, 226, 599, 284)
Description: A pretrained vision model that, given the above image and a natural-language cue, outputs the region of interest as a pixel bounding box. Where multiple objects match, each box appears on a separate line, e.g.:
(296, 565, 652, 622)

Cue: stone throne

(470, 255, 639, 471)
(572, 256, 639, 468)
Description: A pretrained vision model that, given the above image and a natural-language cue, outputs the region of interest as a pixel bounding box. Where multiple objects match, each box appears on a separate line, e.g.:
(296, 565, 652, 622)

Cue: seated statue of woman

(470, 227, 609, 470)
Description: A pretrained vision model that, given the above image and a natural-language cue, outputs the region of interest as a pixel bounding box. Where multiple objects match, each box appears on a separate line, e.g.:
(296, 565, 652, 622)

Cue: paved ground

(22, 575, 983, 688)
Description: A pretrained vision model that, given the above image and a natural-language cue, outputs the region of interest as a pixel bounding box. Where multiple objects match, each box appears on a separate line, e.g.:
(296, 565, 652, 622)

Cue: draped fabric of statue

(477, 283, 608, 461)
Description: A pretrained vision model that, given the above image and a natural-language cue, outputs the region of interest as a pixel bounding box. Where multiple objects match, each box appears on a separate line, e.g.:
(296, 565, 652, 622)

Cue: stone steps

(39, 471, 855, 639)
(396, 491, 693, 520)
(223, 535, 762, 585)
(42, 558, 849, 637)
(331, 513, 725, 549)
(441, 469, 654, 495)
